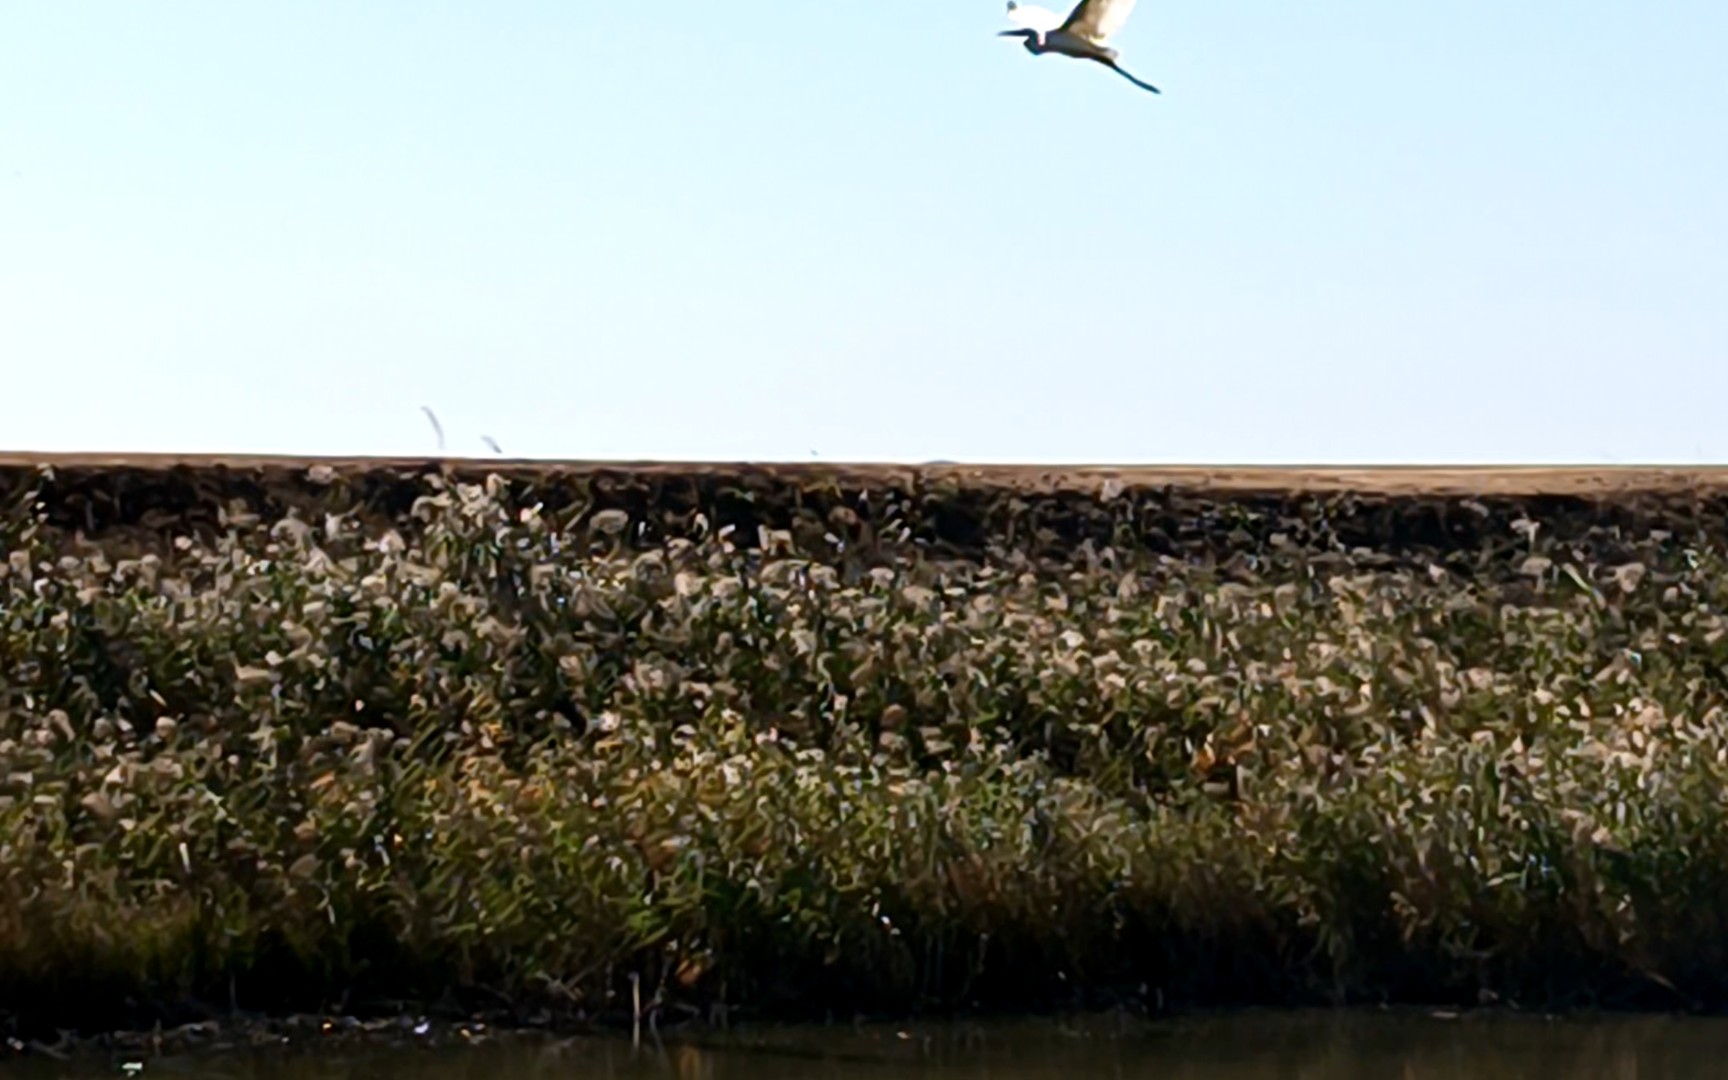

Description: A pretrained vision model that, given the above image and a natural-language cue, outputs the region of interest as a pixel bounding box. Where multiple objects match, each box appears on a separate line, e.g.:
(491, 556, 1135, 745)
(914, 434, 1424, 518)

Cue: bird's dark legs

(1101, 59, 1160, 93)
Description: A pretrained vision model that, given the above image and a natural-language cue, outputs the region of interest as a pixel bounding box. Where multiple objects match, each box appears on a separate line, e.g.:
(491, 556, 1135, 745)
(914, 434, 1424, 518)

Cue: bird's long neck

(1000, 27, 1047, 52)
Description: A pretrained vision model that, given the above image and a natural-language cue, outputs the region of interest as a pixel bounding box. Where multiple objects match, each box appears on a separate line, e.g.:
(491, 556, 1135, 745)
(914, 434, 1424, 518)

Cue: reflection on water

(8, 1011, 1728, 1080)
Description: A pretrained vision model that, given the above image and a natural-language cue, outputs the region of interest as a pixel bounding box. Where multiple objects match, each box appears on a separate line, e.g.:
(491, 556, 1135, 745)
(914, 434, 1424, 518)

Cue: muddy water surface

(6, 1012, 1726, 1080)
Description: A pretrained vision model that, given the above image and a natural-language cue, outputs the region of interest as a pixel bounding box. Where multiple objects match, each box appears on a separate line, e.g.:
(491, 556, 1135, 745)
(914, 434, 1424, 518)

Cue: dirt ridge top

(4, 452, 1728, 497)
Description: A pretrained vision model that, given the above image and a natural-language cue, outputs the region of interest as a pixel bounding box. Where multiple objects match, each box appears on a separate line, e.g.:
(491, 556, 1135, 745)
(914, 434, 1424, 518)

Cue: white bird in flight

(998, 0, 1161, 94)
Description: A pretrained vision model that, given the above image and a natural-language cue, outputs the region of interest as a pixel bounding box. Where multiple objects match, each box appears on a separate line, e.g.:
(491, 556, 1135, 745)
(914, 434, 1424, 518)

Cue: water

(7, 1011, 1728, 1080)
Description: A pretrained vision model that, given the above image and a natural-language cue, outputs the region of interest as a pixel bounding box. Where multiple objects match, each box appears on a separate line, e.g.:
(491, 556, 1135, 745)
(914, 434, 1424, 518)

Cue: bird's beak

(997, 29, 1032, 38)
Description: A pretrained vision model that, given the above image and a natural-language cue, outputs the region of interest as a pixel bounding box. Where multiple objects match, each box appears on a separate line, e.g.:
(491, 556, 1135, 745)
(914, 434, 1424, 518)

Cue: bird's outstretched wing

(1005, 2, 1066, 33)
(1060, 0, 1138, 45)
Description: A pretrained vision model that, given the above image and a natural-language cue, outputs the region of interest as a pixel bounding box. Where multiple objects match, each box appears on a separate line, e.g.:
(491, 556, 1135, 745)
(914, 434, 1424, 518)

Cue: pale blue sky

(3, 2, 1724, 463)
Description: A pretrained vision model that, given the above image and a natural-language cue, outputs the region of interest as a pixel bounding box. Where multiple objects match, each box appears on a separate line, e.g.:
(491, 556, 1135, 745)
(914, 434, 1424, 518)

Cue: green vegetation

(5, 468, 1728, 1034)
